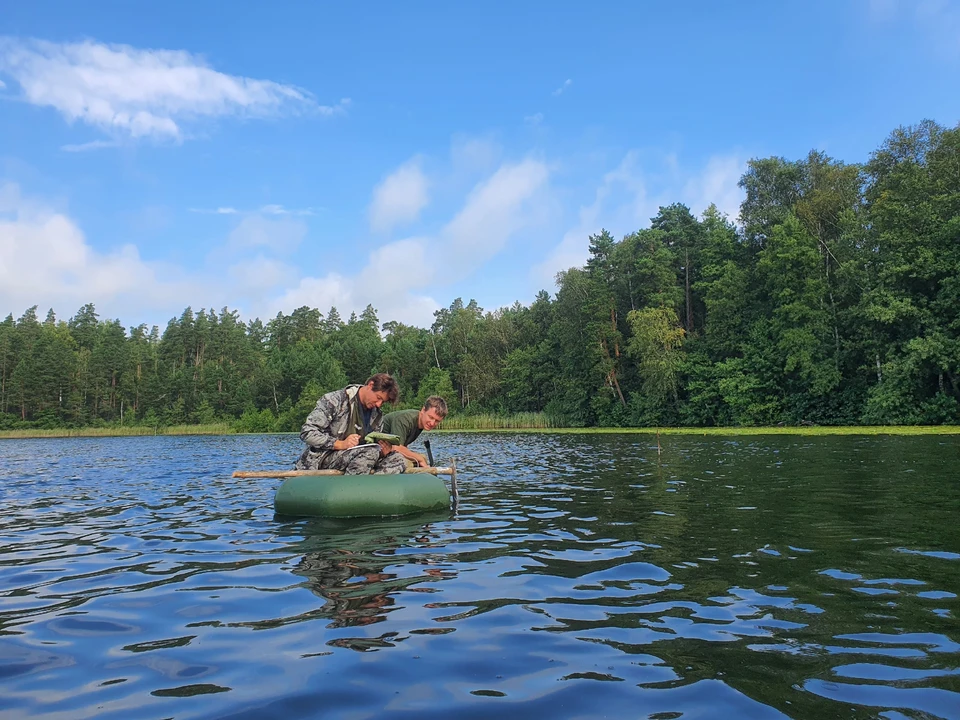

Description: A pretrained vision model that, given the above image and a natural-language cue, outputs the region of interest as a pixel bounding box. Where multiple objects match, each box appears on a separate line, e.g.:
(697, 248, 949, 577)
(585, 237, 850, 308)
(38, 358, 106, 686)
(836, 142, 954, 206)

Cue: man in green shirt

(382, 396, 448, 468)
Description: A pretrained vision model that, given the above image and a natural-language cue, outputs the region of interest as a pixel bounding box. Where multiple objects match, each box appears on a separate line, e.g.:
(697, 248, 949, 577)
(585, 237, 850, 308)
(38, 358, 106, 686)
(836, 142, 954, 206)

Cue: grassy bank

(437, 412, 960, 434)
(2, 420, 959, 439)
(442, 425, 960, 436)
(438, 412, 560, 430)
(0, 423, 236, 439)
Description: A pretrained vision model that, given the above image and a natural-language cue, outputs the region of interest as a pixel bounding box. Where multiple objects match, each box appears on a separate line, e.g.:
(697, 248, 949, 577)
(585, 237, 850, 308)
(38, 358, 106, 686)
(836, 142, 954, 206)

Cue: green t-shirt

(382, 409, 422, 447)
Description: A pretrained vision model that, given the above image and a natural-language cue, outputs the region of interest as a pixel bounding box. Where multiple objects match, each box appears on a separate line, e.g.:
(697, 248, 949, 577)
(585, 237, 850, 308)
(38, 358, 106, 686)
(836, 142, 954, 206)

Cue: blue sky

(1, 1, 959, 331)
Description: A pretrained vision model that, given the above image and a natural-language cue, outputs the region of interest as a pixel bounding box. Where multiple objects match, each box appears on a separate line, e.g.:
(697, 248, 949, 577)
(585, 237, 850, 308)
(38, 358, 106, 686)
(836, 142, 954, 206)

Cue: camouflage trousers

(303, 446, 407, 475)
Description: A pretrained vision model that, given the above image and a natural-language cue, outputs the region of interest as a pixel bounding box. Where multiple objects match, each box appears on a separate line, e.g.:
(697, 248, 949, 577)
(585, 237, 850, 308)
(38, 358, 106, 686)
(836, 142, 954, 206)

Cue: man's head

(417, 396, 448, 431)
(358, 373, 399, 410)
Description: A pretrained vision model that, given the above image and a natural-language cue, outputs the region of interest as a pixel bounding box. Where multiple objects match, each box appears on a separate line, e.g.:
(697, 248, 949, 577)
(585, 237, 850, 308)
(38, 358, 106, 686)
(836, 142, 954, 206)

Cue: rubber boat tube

(274, 473, 450, 518)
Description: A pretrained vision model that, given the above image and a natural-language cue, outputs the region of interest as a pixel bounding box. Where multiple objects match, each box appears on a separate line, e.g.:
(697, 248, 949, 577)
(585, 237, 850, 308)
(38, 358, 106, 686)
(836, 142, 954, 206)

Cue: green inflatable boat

(232, 461, 458, 518)
(273, 470, 452, 518)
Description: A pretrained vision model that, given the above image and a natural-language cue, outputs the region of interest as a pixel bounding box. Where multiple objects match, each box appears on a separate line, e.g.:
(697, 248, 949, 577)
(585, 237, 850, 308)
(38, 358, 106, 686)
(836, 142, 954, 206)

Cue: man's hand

(377, 439, 392, 457)
(412, 452, 429, 467)
(334, 434, 361, 451)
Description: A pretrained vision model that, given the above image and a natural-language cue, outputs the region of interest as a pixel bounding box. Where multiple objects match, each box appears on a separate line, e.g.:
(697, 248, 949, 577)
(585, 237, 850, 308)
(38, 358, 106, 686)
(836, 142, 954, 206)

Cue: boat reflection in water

(280, 512, 455, 651)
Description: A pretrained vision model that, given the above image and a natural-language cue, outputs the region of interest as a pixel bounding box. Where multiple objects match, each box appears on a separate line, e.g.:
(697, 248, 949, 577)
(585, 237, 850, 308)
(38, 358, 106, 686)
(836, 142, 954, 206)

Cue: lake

(1, 432, 958, 719)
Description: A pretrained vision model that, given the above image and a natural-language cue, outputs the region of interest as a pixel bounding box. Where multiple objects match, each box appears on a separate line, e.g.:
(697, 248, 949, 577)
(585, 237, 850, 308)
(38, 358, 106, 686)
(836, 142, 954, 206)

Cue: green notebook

(365, 432, 402, 445)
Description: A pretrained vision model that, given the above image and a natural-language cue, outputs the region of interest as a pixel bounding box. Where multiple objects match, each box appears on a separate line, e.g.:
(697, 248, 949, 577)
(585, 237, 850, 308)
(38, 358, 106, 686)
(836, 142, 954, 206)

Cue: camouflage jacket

(295, 385, 384, 469)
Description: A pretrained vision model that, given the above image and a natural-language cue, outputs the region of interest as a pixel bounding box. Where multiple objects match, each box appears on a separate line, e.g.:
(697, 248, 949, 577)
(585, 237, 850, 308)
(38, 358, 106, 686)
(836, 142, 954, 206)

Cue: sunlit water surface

(1, 433, 958, 719)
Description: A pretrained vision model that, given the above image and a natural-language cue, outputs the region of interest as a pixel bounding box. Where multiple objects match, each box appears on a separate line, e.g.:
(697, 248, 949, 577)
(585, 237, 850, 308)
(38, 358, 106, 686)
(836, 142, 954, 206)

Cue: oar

(422, 439, 457, 507)
(449, 457, 459, 508)
(233, 466, 455, 479)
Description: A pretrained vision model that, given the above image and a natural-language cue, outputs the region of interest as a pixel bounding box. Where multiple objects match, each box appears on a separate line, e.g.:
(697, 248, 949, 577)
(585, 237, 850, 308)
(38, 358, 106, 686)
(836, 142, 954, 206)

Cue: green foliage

(677, 348, 734, 426)
(3, 118, 959, 433)
(415, 367, 455, 409)
(194, 399, 218, 425)
(275, 380, 326, 432)
(757, 215, 842, 398)
(918, 392, 960, 425)
(626, 306, 685, 406)
(332, 307, 382, 383)
(235, 406, 277, 433)
(439, 412, 557, 429)
(501, 346, 546, 412)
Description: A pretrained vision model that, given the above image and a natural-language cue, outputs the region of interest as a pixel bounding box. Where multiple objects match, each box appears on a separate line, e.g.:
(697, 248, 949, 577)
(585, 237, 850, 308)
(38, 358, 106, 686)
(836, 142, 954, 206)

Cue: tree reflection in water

(283, 513, 455, 650)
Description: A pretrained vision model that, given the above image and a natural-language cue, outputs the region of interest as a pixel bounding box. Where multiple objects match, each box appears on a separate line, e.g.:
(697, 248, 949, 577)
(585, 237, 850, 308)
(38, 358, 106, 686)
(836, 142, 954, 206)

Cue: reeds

(2, 420, 958, 439)
(0, 423, 236, 439)
(438, 412, 559, 430)
(441, 424, 960, 435)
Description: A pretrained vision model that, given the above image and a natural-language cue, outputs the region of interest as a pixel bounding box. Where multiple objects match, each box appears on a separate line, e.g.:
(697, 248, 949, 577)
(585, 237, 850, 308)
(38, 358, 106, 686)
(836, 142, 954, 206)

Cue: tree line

(2, 119, 958, 430)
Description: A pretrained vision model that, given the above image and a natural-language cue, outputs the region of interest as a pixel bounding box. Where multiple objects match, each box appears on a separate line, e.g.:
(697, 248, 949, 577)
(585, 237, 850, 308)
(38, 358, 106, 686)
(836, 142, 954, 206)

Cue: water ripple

(1, 433, 958, 719)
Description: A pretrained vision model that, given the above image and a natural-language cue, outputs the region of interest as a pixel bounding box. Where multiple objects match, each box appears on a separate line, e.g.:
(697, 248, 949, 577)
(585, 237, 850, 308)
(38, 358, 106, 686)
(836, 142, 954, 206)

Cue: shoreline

(448, 426, 960, 436)
(2, 424, 959, 439)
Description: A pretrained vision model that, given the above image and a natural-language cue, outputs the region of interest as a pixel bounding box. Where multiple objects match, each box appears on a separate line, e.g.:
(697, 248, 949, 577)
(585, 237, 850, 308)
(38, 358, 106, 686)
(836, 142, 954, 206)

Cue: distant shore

(2, 424, 959, 439)
(0, 424, 236, 439)
(451, 425, 960, 436)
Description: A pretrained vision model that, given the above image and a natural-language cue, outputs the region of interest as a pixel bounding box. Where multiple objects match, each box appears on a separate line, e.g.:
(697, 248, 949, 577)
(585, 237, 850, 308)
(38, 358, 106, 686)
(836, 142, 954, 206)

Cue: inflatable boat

(232, 464, 457, 518)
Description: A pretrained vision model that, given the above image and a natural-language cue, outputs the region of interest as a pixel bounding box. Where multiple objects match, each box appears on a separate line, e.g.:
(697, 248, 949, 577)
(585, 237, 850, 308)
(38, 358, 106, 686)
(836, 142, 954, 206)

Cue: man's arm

(380, 410, 428, 464)
(390, 443, 428, 467)
(300, 393, 359, 451)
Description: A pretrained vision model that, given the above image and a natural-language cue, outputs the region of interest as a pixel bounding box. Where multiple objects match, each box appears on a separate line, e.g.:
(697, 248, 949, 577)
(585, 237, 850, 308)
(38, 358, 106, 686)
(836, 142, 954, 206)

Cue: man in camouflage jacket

(294, 373, 407, 475)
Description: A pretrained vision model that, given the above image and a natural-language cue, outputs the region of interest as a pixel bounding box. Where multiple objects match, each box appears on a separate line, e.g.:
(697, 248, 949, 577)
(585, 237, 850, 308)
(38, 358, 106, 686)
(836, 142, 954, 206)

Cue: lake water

(1, 432, 958, 719)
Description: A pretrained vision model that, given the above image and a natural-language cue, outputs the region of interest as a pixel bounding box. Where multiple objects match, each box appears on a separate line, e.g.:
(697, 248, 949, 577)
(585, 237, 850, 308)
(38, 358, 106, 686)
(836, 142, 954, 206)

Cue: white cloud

(269, 273, 351, 318)
(227, 215, 307, 254)
(318, 97, 351, 116)
(532, 152, 646, 288)
(0, 37, 327, 142)
(552, 78, 573, 96)
(449, 135, 503, 178)
(0, 182, 443, 329)
(368, 158, 430, 234)
(0, 145, 744, 332)
(271, 158, 551, 327)
(533, 151, 746, 288)
(0, 182, 206, 322)
(682, 154, 746, 224)
(60, 139, 121, 152)
(259, 204, 317, 216)
(227, 255, 296, 293)
(524, 112, 544, 127)
(439, 158, 550, 276)
(190, 204, 317, 216)
(270, 269, 441, 329)
(357, 238, 432, 291)
(272, 237, 439, 325)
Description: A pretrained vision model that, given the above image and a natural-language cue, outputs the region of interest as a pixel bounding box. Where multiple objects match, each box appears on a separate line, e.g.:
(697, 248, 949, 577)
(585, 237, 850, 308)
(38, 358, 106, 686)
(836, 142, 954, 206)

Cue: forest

(2, 120, 959, 431)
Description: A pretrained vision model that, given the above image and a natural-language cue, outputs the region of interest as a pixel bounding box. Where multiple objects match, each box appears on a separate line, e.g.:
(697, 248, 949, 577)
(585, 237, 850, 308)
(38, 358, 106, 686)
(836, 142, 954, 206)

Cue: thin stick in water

(450, 458, 459, 509)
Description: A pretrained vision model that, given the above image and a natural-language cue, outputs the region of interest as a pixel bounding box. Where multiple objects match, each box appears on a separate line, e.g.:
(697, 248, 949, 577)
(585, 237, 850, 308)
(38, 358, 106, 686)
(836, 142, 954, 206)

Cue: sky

(1, 1, 959, 332)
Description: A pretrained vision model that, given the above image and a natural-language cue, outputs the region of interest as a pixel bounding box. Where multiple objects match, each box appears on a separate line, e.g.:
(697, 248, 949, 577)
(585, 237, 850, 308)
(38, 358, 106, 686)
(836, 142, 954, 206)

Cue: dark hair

(422, 395, 448, 418)
(366, 373, 399, 403)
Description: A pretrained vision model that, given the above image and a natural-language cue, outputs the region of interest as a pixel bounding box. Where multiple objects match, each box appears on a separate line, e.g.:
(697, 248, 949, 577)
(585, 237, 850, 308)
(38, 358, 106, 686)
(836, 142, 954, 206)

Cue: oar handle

(232, 467, 455, 479)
